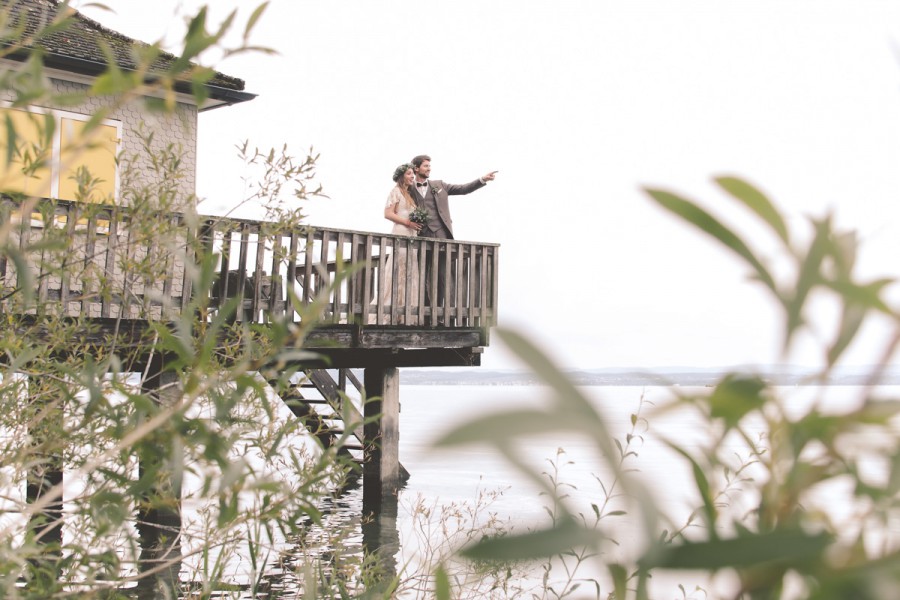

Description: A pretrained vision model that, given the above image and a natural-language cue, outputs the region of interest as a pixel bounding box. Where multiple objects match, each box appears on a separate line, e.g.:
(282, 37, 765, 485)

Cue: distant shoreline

(397, 368, 900, 387)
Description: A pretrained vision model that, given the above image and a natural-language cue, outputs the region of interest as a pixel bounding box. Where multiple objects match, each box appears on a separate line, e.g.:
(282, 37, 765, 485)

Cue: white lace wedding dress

(380, 188, 420, 323)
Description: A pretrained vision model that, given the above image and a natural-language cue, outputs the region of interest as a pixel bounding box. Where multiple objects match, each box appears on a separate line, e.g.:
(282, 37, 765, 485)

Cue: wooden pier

(1, 197, 499, 515)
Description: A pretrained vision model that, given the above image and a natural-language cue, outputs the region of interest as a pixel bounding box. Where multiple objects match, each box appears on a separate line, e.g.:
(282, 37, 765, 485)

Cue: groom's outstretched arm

(446, 171, 497, 195)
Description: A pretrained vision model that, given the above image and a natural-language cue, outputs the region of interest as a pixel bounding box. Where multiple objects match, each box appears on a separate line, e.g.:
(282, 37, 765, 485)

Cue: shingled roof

(2, 0, 256, 108)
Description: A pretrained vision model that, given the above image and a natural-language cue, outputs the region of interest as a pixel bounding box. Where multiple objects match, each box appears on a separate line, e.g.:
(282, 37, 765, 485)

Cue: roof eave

(5, 49, 257, 109)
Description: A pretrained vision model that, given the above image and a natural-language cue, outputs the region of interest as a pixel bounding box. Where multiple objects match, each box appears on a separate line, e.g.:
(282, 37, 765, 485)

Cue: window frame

(1, 102, 122, 203)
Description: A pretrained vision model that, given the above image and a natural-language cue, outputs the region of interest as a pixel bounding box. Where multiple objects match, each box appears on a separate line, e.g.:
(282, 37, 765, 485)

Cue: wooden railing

(0, 198, 499, 328)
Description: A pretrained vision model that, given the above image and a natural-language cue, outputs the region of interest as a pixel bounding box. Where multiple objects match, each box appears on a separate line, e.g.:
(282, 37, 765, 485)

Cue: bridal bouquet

(409, 206, 429, 225)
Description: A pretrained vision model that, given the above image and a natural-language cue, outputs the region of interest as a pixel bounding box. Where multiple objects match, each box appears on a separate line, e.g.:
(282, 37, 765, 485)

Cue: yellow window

(58, 117, 118, 203)
(0, 107, 54, 197)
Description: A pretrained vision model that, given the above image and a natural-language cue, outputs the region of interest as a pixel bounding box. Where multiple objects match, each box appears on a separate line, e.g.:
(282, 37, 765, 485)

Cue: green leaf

(715, 176, 790, 245)
(645, 187, 777, 293)
(433, 409, 588, 448)
(708, 374, 767, 429)
(244, 2, 269, 41)
(609, 563, 628, 600)
(4, 113, 17, 167)
(826, 303, 865, 367)
(664, 442, 716, 531)
(433, 564, 451, 600)
(785, 216, 830, 344)
(461, 520, 601, 561)
(826, 278, 893, 315)
(641, 529, 832, 570)
(495, 328, 610, 441)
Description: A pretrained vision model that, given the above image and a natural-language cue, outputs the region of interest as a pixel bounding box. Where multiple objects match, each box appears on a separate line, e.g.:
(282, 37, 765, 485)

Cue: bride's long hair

(392, 164, 416, 210)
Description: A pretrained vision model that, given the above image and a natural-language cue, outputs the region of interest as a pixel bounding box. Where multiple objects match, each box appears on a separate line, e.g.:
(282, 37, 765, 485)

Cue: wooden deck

(0, 197, 499, 364)
(2, 196, 500, 508)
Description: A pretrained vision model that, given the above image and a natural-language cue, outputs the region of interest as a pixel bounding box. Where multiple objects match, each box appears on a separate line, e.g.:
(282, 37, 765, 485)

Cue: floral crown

(392, 163, 412, 183)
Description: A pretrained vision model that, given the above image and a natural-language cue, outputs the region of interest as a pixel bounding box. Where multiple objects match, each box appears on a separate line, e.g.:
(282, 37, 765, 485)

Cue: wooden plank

(389, 237, 399, 325)
(236, 223, 250, 321)
(251, 229, 266, 320)
(415, 238, 426, 325)
(348, 233, 359, 323)
(428, 238, 439, 323)
(358, 328, 483, 349)
(307, 347, 483, 369)
(443, 241, 454, 323)
(180, 216, 194, 313)
(343, 367, 364, 393)
(80, 209, 98, 317)
(480, 244, 489, 325)
(491, 246, 499, 324)
(361, 235, 374, 325)
(307, 369, 365, 442)
(403, 237, 413, 325)
(333, 231, 345, 322)
(218, 227, 233, 315)
(58, 204, 78, 316)
(470, 245, 478, 325)
(269, 230, 283, 316)
(375, 236, 387, 326)
(303, 228, 315, 307)
(286, 229, 300, 314)
(318, 230, 332, 319)
(451, 242, 461, 324)
(160, 215, 176, 319)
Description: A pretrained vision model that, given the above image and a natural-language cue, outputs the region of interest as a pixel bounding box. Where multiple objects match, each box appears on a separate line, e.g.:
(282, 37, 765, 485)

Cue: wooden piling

(362, 367, 401, 510)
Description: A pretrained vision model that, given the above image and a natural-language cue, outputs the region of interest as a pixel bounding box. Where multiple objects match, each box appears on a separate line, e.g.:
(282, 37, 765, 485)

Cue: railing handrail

(0, 195, 501, 246)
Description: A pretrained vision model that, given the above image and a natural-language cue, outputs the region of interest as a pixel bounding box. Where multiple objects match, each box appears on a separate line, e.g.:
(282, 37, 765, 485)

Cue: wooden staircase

(276, 368, 411, 478)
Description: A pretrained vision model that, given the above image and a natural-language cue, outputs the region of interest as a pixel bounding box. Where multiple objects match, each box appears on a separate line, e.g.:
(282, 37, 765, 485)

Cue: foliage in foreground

(0, 2, 374, 599)
(7, 2, 900, 599)
(437, 177, 900, 600)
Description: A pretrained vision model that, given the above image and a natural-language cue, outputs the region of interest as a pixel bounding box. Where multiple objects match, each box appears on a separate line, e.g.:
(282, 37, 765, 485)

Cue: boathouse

(0, 0, 498, 567)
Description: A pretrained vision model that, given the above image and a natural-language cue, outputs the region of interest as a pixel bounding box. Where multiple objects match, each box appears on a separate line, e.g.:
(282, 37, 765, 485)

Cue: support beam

(300, 347, 483, 369)
(362, 367, 401, 511)
(136, 355, 182, 593)
(26, 376, 63, 556)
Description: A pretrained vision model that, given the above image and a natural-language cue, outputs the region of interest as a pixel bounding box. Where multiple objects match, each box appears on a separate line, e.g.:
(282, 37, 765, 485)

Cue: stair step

(284, 397, 329, 405)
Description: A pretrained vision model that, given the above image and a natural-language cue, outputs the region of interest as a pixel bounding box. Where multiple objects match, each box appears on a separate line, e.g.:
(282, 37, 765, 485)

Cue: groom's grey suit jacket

(409, 178, 486, 240)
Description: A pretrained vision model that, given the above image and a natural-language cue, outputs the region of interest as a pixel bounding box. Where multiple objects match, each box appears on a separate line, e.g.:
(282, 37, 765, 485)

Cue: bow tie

(416, 182, 428, 187)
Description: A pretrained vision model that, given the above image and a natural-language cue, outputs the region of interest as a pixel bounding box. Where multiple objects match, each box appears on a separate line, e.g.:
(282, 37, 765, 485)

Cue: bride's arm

(384, 202, 412, 228)
(384, 190, 422, 231)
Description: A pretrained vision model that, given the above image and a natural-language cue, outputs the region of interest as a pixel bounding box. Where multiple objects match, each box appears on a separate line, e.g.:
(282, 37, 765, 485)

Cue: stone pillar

(362, 367, 401, 510)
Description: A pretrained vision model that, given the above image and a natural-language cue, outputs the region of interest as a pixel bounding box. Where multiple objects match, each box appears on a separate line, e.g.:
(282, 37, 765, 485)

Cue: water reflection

(361, 492, 400, 591)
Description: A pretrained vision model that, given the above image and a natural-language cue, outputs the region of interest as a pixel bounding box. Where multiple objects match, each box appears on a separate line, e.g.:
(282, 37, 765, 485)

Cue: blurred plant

(0, 3, 374, 599)
(397, 485, 534, 599)
(437, 177, 900, 600)
(227, 140, 325, 231)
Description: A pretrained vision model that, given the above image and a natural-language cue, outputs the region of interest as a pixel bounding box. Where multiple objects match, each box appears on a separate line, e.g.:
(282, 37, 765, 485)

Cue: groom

(410, 154, 497, 240)
(409, 154, 497, 324)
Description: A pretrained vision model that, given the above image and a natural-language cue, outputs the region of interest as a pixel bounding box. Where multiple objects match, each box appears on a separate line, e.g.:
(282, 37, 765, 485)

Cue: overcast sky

(80, 1, 900, 370)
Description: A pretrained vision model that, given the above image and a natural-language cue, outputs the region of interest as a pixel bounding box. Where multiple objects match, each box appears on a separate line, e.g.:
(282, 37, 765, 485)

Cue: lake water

(380, 381, 900, 599)
(13, 378, 897, 598)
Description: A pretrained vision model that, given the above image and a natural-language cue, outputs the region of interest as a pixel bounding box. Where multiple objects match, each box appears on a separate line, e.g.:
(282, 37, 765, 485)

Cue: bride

(381, 163, 422, 323)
